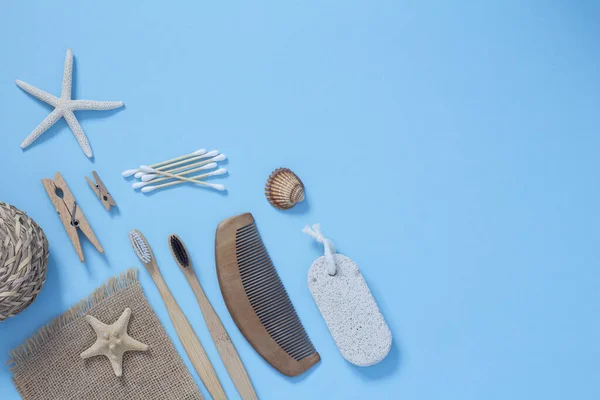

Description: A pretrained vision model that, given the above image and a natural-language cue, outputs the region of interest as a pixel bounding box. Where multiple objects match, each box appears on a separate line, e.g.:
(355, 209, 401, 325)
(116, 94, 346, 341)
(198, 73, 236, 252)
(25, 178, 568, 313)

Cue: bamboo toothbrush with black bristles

(169, 234, 258, 400)
(128, 229, 227, 400)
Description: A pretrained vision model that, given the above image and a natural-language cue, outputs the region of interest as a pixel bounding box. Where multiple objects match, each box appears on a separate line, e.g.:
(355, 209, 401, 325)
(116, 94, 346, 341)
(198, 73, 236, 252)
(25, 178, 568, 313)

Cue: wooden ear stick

(215, 213, 320, 377)
(169, 235, 258, 400)
(128, 230, 226, 400)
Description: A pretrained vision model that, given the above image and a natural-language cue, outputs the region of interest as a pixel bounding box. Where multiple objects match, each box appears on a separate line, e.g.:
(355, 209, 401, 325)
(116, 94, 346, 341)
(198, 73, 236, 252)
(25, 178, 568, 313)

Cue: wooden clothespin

(42, 172, 104, 262)
(85, 171, 117, 211)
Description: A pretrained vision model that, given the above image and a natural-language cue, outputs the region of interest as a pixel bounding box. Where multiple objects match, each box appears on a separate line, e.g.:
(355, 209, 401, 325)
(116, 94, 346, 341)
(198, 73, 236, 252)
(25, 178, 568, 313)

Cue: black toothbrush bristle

(169, 235, 190, 267)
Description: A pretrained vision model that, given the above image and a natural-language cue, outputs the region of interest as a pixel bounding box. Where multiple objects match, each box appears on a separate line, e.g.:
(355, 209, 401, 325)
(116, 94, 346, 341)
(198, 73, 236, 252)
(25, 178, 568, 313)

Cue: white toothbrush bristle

(129, 230, 152, 263)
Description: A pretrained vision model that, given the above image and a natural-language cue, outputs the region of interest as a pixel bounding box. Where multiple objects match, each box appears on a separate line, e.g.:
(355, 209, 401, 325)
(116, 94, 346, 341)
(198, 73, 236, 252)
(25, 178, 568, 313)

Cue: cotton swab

(139, 165, 217, 186)
(155, 149, 220, 170)
(133, 150, 220, 178)
(153, 149, 207, 168)
(134, 150, 221, 179)
(141, 161, 218, 183)
(142, 154, 226, 182)
(141, 161, 217, 183)
(122, 149, 207, 177)
(143, 181, 225, 193)
(142, 168, 228, 192)
(161, 152, 225, 172)
(133, 162, 218, 189)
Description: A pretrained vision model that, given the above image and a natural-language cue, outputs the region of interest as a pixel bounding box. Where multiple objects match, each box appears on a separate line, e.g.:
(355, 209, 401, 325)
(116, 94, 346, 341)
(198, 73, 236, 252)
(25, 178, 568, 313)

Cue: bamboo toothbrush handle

(186, 271, 258, 400)
(149, 267, 227, 400)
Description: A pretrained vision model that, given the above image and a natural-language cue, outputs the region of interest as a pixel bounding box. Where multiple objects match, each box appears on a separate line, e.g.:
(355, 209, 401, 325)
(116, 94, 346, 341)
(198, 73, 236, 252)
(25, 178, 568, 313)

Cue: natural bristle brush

(128, 230, 227, 400)
(168, 234, 258, 400)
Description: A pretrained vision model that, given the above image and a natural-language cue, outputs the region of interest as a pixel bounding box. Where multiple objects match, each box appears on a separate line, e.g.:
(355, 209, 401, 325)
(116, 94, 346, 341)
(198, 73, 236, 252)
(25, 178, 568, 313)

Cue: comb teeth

(129, 230, 152, 263)
(169, 235, 190, 267)
(236, 222, 316, 361)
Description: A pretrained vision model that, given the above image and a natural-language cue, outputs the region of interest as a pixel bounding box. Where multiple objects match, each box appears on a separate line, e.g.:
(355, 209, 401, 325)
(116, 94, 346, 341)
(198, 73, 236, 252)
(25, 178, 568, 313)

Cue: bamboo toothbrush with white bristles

(142, 168, 227, 193)
(128, 230, 227, 400)
(133, 162, 218, 189)
(133, 150, 221, 179)
(169, 234, 258, 400)
(122, 149, 206, 177)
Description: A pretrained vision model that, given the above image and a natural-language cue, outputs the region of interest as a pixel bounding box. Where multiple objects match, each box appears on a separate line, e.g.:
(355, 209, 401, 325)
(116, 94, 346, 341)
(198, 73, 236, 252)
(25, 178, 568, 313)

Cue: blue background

(0, 1, 599, 399)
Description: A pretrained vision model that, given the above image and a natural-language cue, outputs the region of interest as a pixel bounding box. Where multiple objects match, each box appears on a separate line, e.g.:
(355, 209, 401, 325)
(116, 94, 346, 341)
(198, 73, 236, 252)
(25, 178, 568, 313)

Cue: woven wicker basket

(0, 202, 49, 321)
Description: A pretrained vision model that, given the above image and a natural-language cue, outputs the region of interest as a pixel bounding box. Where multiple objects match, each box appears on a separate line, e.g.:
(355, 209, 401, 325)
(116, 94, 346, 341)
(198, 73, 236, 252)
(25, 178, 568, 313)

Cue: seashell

(265, 168, 305, 210)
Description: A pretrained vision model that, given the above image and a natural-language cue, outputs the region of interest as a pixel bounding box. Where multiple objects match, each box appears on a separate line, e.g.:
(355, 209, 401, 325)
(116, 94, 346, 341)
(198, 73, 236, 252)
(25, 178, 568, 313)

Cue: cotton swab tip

(141, 174, 157, 182)
(141, 186, 156, 193)
(192, 149, 207, 155)
(214, 168, 227, 175)
(211, 184, 226, 191)
(140, 165, 155, 173)
(204, 150, 219, 157)
(132, 181, 148, 189)
(122, 169, 139, 177)
(200, 162, 218, 170)
(134, 171, 145, 179)
(213, 154, 226, 162)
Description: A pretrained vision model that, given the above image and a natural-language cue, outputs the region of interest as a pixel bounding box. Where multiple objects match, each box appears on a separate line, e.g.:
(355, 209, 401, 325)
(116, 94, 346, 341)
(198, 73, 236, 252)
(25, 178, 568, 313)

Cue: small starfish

(16, 48, 123, 158)
(80, 308, 148, 377)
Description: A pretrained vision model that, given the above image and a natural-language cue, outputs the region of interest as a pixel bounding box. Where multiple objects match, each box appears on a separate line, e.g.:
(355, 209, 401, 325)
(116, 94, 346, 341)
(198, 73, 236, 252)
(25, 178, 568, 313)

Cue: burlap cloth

(8, 269, 203, 400)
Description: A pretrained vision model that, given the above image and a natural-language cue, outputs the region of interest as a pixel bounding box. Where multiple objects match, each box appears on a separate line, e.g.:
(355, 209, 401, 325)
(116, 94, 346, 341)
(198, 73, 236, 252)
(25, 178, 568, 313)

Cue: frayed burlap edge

(7, 269, 138, 371)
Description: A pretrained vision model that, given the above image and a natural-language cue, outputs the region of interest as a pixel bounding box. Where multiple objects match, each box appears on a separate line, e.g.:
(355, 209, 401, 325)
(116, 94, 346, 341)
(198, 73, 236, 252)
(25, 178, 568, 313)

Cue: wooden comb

(215, 213, 320, 377)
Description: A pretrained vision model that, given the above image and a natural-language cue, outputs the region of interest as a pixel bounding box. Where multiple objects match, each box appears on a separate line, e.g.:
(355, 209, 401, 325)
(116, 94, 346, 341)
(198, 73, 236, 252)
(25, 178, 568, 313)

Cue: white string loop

(303, 224, 337, 276)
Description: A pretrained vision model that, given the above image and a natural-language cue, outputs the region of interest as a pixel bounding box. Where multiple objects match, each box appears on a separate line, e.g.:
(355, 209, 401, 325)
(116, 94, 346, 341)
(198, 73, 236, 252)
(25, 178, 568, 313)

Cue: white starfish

(16, 48, 123, 158)
(80, 308, 149, 377)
